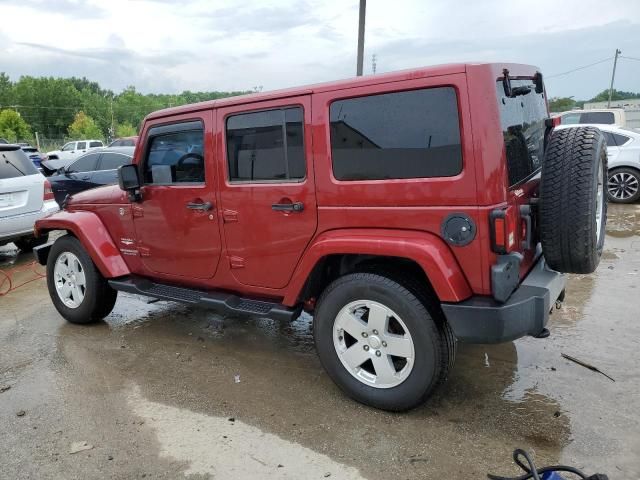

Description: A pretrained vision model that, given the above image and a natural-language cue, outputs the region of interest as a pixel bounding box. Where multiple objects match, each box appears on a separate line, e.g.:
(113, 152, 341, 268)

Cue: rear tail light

(43, 179, 54, 202)
(490, 208, 517, 254)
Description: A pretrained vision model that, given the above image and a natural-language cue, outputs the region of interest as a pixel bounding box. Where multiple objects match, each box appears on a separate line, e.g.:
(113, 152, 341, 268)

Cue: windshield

(496, 78, 548, 187)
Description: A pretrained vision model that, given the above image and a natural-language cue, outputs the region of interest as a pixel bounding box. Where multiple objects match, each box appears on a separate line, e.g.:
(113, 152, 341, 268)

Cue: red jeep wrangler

(34, 63, 607, 411)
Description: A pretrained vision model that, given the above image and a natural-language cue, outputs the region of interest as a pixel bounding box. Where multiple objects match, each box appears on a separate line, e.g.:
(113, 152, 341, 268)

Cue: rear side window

(68, 153, 99, 172)
(329, 87, 462, 180)
(144, 122, 204, 184)
(0, 149, 39, 179)
(99, 153, 131, 170)
(89, 141, 103, 148)
(226, 107, 305, 182)
(497, 79, 547, 186)
(604, 132, 630, 147)
(580, 112, 615, 124)
(77, 141, 87, 150)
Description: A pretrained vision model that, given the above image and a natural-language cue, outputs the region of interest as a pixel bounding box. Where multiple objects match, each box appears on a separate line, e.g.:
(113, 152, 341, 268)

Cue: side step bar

(108, 277, 300, 322)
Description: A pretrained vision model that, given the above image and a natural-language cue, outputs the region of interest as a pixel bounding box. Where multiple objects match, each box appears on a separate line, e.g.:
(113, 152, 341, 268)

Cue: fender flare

(283, 229, 472, 305)
(35, 210, 130, 278)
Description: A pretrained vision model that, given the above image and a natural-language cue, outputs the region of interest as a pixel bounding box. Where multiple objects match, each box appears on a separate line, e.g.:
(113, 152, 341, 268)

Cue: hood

(66, 184, 125, 206)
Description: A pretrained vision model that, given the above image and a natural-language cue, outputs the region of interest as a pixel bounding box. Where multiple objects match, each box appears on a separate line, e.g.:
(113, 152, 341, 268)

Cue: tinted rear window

(580, 112, 615, 124)
(497, 79, 547, 186)
(0, 148, 40, 179)
(330, 87, 462, 180)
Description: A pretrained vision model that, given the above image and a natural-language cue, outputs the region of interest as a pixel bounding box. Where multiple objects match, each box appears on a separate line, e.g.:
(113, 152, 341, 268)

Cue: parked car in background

(46, 147, 134, 205)
(0, 144, 58, 251)
(554, 108, 625, 127)
(108, 136, 138, 147)
(20, 145, 46, 168)
(45, 139, 104, 161)
(556, 123, 640, 203)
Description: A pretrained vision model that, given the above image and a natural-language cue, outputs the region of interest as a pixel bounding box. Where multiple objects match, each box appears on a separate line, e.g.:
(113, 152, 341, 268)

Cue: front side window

(226, 107, 305, 182)
(68, 153, 99, 172)
(330, 87, 462, 180)
(144, 122, 204, 184)
(99, 153, 131, 170)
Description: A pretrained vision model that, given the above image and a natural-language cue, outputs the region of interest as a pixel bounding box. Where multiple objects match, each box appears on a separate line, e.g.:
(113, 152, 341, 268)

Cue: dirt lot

(1, 203, 639, 480)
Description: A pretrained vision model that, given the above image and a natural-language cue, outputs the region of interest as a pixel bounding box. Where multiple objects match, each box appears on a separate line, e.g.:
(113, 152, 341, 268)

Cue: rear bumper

(0, 200, 59, 243)
(441, 256, 566, 344)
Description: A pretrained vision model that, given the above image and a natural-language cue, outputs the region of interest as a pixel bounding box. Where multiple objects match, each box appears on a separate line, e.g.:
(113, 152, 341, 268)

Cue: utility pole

(608, 48, 621, 108)
(371, 53, 377, 74)
(356, 0, 366, 76)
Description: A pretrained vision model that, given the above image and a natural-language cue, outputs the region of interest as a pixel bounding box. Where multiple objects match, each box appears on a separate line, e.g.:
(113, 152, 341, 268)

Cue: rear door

(0, 147, 43, 219)
(496, 75, 548, 277)
(217, 96, 317, 289)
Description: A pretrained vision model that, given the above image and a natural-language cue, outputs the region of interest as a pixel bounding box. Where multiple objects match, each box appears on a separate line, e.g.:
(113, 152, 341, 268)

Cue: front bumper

(441, 256, 566, 344)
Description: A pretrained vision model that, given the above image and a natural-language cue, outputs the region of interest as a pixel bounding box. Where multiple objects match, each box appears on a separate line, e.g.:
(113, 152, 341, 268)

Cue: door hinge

(222, 209, 238, 223)
(228, 256, 244, 269)
(132, 205, 144, 218)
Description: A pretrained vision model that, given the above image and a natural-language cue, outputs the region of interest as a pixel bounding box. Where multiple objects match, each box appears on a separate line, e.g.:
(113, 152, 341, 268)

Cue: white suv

(46, 139, 104, 162)
(1, 145, 59, 250)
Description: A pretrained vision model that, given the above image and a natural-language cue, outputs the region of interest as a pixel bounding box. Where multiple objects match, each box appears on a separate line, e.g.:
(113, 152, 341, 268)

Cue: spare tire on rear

(539, 126, 607, 274)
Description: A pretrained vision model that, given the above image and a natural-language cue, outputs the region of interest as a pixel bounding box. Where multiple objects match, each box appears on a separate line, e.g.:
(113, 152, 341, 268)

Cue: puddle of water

(127, 385, 365, 479)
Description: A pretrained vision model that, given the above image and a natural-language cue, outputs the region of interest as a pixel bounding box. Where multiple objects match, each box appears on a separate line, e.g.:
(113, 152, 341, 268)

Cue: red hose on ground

(0, 261, 46, 296)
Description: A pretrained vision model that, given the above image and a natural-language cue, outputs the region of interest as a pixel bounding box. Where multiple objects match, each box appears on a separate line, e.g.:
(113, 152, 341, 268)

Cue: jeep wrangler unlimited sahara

(34, 63, 607, 411)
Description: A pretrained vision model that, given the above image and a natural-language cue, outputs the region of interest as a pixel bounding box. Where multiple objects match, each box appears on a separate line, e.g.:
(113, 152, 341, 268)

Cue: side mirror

(118, 164, 142, 201)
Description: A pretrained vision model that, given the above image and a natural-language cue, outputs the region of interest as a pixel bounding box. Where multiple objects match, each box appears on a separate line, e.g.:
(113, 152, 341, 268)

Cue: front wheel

(313, 273, 451, 411)
(46, 235, 117, 324)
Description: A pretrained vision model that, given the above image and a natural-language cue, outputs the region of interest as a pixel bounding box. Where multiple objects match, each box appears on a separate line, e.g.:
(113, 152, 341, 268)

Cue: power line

(547, 57, 614, 79)
(620, 55, 640, 62)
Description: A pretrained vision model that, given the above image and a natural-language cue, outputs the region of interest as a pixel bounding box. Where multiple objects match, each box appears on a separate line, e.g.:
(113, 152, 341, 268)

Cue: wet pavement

(1, 203, 639, 479)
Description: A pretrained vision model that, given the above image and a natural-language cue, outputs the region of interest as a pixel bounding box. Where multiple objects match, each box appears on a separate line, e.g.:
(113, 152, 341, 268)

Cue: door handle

(186, 201, 213, 211)
(272, 201, 304, 212)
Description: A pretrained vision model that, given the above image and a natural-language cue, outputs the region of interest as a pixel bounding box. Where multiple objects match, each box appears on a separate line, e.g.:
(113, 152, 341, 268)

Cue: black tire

(539, 126, 608, 274)
(14, 234, 49, 252)
(607, 167, 640, 204)
(46, 235, 117, 324)
(313, 273, 447, 411)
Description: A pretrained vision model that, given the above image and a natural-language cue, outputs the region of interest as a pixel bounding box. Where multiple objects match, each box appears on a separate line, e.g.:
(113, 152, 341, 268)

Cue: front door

(133, 112, 222, 279)
(217, 96, 317, 289)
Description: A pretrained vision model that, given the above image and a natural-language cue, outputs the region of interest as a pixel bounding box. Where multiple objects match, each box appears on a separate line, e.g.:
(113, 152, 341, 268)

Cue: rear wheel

(607, 167, 640, 203)
(14, 234, 49, 252)
(46, 235, 117, 324)
(313, 273, 449, 411)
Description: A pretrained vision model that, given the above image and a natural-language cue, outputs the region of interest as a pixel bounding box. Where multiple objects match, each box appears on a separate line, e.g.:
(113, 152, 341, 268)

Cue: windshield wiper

(2, 153, 26, 176)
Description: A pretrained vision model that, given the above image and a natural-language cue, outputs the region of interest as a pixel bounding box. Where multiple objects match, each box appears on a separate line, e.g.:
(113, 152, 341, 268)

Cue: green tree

(0, 109, 32, 142)
(548, 97, 577, 112)
(115, 122, 138, 137)
(68, 111, 103, 140)
(589, 89, 640, 103)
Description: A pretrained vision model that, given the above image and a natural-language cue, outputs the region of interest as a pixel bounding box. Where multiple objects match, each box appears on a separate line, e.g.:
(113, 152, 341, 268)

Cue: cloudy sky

(1, 0, 639, 99)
